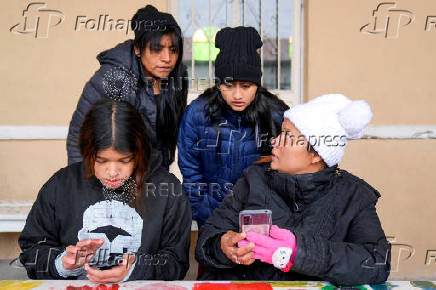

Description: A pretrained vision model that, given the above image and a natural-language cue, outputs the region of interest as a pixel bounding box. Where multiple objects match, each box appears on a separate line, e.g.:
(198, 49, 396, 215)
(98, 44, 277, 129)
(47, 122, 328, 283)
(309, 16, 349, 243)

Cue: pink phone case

(239, 209, 272, 236)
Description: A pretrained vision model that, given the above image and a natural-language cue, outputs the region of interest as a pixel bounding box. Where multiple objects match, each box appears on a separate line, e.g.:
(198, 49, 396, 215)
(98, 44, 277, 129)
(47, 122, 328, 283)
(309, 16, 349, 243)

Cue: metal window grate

(169, 0, 302, 106)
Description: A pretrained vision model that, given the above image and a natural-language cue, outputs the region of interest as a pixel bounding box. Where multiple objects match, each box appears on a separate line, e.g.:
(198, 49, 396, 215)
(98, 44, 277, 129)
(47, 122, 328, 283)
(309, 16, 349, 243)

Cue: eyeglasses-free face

(94, 147, 136, 189)
(270, 119, 324, 175)
(219, 81, 258, 112)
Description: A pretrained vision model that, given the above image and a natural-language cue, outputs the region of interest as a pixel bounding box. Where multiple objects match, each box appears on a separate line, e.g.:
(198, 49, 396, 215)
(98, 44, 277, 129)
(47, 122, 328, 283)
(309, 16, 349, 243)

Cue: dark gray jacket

(67, 40, 182, 168)
(196, 163, 391, 286)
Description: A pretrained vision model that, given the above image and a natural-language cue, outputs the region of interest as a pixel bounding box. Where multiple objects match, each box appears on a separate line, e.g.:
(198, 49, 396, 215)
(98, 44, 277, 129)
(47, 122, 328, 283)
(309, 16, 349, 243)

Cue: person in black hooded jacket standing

(67, 5, 188, 168)
(196, 94, 391, 286)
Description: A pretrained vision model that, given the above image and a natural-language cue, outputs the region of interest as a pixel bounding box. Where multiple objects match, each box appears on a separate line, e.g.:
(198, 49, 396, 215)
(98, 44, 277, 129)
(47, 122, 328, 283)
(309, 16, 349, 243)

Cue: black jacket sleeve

(66, 64, 113, 165)
(291, 191, 391, 286)
(18, 174, 68, 279)
(195, 176, 249, 268)
(129, 175, 192, 280)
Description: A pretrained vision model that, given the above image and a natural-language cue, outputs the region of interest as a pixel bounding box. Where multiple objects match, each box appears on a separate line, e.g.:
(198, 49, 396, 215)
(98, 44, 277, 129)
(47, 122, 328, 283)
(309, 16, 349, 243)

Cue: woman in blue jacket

(177, 27, 289, 227)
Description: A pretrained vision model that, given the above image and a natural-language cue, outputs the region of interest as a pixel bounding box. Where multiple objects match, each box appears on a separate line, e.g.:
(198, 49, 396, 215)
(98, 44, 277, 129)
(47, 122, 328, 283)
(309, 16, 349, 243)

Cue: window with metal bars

(168, 0, 303, 106)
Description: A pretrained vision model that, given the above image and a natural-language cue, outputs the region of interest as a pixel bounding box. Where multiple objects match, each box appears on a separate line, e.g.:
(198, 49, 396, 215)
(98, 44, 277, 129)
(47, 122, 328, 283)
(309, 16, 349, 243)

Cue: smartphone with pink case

(239, 209, 272, 236)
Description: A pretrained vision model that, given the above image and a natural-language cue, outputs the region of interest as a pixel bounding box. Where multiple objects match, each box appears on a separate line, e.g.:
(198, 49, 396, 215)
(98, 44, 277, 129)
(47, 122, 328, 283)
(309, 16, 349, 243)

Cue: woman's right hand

(220, 231, 255, 265)
(62, 239, 104, 270)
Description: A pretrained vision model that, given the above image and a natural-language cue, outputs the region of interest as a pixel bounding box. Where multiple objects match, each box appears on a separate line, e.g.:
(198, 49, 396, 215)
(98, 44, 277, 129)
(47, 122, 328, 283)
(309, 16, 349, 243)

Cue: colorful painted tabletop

(0, 281, 435, 290)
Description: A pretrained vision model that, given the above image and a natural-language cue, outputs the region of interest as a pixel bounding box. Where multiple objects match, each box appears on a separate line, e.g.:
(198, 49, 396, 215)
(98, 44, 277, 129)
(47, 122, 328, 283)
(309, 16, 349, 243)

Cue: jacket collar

(267, 165, 338, 210)
(223, 109, 243, 128)
(137, 59, 156, 96)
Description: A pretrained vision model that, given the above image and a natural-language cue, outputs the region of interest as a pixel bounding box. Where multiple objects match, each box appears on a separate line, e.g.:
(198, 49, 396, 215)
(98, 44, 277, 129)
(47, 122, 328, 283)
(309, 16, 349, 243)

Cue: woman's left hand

(245, 225, 297, 272)
(85, 254, 135, 284)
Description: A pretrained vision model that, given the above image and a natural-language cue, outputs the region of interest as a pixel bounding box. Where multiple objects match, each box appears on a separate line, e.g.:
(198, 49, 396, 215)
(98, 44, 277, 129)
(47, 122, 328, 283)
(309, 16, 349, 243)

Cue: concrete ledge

(0, 201, 33, 232)
(0, 200, 198, 232)
(2, 125, 436, 140)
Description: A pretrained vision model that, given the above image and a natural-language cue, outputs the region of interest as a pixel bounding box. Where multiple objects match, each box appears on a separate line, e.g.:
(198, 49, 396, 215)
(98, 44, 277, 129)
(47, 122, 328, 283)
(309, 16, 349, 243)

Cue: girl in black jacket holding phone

(20, 99, 191, 282)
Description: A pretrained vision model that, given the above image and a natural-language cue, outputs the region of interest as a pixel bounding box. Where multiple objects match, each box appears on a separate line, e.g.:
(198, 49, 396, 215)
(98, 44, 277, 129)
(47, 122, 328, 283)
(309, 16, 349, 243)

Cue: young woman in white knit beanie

(196, 94, 391, 286)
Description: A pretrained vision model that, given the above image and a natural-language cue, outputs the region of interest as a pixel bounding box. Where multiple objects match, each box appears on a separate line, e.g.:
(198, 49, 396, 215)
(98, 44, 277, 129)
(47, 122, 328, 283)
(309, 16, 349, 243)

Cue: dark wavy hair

(134, 25, 188, 165)
(204, 86, 289, 155)
(79, 99, 151, 199)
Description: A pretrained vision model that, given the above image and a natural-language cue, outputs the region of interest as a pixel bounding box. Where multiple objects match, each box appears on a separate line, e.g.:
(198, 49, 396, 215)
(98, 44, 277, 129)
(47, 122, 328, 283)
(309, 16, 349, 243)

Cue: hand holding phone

(62, 239, 104, 271)
(85, 253, 135, 283)
(220, 231, 255, 265)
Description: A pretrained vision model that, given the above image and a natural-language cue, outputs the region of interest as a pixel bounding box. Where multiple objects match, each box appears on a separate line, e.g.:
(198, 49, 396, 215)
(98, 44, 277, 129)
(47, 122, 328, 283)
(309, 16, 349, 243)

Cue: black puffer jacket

(19, 152, 191, 280)
(66, 40, 187, 168)
(196, 163, 391, 286)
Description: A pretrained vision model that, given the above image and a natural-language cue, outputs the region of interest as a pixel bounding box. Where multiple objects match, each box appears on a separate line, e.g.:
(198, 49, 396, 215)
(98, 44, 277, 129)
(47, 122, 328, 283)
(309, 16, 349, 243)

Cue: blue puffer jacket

(178, 96, 286, 226)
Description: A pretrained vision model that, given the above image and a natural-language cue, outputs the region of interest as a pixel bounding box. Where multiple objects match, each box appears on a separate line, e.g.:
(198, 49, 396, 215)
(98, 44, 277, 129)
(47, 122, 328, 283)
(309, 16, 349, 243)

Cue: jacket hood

(97, 40, 140, 77)
(267, 165, 338, 211)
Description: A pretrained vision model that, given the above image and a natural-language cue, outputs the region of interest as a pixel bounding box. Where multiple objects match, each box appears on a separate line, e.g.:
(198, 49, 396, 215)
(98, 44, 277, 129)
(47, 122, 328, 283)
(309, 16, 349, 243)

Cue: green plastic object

(193, 26, 220, 61)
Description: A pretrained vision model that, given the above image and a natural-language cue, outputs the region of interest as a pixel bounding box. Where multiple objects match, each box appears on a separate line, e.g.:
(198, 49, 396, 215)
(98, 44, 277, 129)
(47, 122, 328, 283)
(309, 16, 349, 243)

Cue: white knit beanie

(283, 94, 373, 167)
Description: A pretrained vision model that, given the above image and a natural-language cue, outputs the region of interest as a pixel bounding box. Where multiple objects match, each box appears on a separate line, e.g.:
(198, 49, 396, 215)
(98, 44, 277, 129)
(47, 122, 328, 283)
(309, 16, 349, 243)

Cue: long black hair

(79, 99, 151, 197)
(135, 26, 188, 165)
(204, 85, 289, 154)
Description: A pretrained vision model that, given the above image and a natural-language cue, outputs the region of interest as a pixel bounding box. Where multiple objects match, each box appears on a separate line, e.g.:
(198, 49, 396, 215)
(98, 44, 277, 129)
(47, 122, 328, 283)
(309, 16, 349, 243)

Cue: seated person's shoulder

(338, 169, 381, 204)
(145, 166, 187, 205)
(149, 166, 181, 186)
(244, 162, 268, 175)
(47, 162, 84, 183)
(239, 162, 270, 185)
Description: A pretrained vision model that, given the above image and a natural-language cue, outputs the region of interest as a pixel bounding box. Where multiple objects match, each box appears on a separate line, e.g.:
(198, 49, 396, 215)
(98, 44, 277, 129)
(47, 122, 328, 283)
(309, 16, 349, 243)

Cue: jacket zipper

(233, 116, 242, 181)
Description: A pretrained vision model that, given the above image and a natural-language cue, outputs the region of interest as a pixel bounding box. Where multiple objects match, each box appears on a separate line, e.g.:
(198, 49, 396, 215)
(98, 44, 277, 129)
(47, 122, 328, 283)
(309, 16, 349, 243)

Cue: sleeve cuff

(54, 250, 86, 278)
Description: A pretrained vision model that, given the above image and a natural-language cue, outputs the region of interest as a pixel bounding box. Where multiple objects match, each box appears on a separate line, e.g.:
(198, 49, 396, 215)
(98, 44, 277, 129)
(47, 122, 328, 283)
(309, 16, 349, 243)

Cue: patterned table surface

(0, 280, 435, 290)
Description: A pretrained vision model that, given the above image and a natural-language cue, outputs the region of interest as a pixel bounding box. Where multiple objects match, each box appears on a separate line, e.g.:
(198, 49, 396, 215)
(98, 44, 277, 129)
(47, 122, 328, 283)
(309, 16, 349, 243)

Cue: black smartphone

(88, 253, 124, 270)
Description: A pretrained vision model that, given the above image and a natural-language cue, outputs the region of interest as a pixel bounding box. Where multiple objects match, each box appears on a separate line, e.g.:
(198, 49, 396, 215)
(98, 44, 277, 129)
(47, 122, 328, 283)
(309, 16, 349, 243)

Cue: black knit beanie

(131, 5, 180, 42)
(215, 26, 263, 86)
